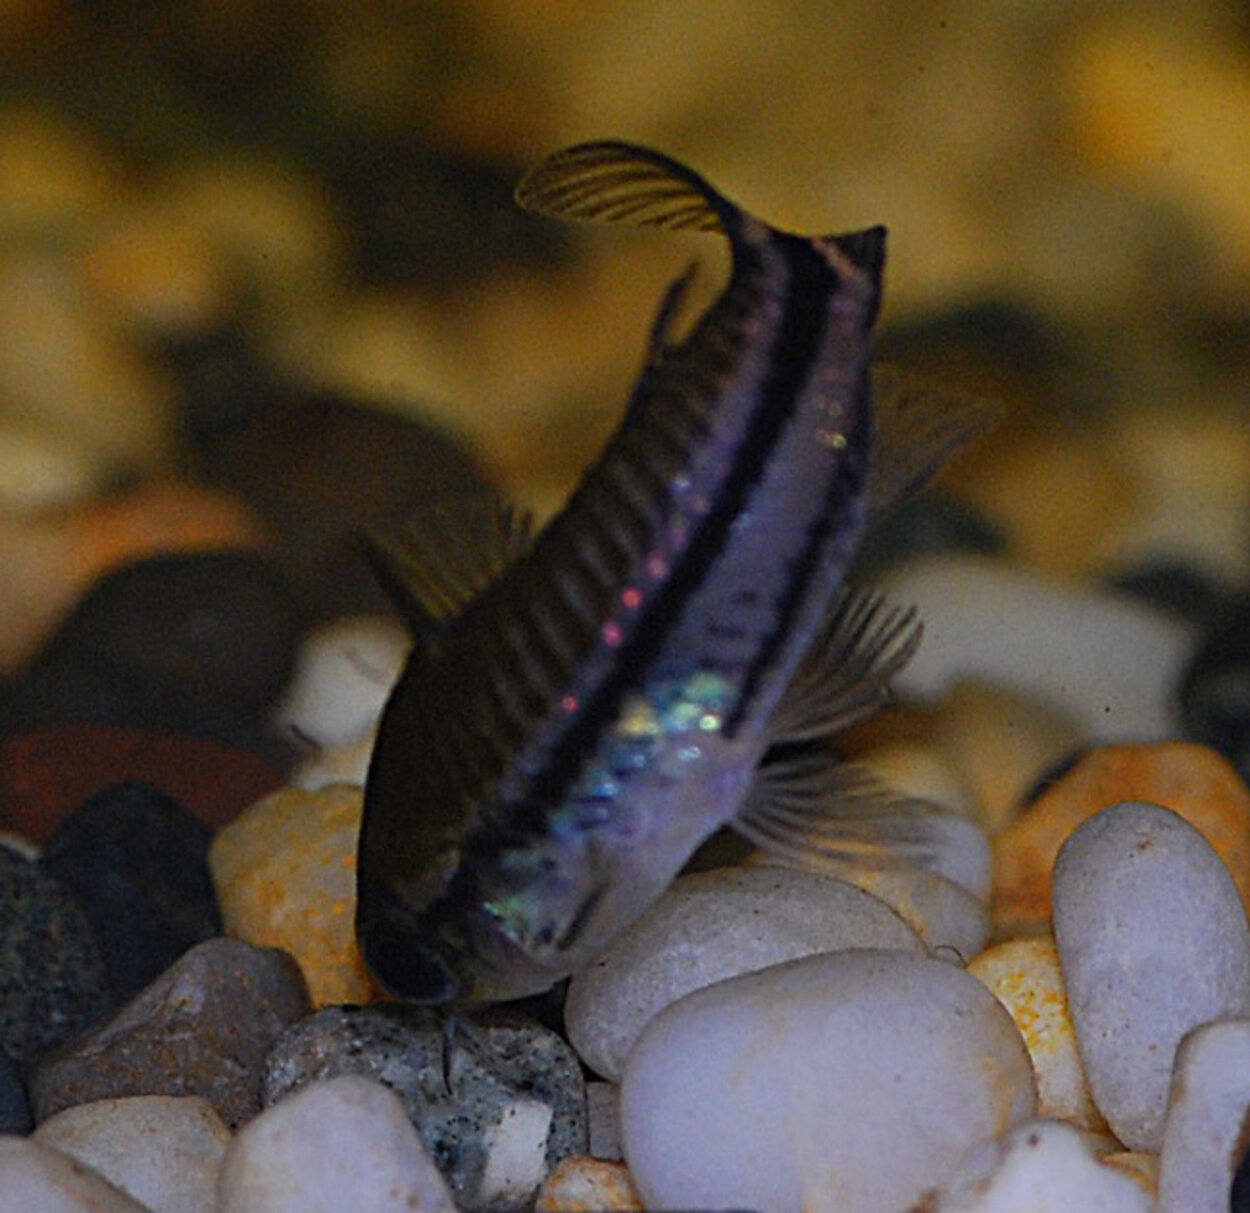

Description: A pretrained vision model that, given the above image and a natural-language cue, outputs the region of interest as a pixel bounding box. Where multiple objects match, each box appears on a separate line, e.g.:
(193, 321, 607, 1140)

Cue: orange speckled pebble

(535, 1157, 644, 1213)
(209, 784, 376, 1008)
(992, 741, 1250, 936)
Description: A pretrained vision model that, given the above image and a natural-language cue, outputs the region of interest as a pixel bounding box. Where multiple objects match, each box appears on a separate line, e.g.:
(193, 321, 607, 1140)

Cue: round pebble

(923, 1118, 1150, 1211)
(1156, 1018, 1250, 1213)
(880, 555, 1197, 741)
(34, 1094, 230, 1213)
(1052, 801, 1250, 1151)
(0, 845, 112, 1067)
(28, 937, 311, 1128)
(0, 1136, 150, 1213)
(217, 1074, 457, 1213)
(263, 1003, 587, 1213)
(273, 614, 409, 751)
(620, 948, 1036, 1213)
(992, 740, 1250, 936)
(564, 864, 924, 1081)
(209, 784, 373, 1007)
(534, 1156, 642, 1213)
(40, 780, 222, 1002)
(967, 934, 1104, 1130)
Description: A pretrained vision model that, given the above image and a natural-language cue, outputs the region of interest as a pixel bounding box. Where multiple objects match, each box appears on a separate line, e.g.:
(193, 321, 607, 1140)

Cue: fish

(355, 140, 990, 1004)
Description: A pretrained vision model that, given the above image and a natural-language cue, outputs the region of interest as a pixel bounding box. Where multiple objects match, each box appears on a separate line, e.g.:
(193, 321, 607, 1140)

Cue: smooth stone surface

(620, 948, 1036, 1213)
(217, 1074, 457, 1213)
(0, 723, 284, 844)
(754, 853, 991, 963)
(34, 1094, 229, 1213)
(2, 550, 301, 749)
(534, 1156, 642, 1213)
(41, 780, 221, 1001)
(1053, 802, 1250, 1151)
(968, 934, 1105, 1130)
(565, 865, 924, 1080)
(992, 741, 1250, 936)
(289, 733, 374, 792)
(0, 1047, 30, 1134)
(931, 680, 1084, 835)
(263, 1003, 587, 1213)
(210, 784, 372, 1007)
(924, 1118, 1150, 1211)
(29, 938, 310, 1128)
(1157, 1019, 1250, 1213)
(273, 615, 408, 751)
(0, 846, 112, 1066)
(879, 555, 1197, 741)
(0, 1136, 151, 1213)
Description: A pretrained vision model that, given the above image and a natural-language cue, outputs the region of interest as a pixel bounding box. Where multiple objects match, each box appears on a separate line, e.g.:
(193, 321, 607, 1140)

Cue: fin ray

(363, 491, 534, 633)
(768, 587, 921, 745)
(515, 140, 733, 233)
(868, 365, 997, 522)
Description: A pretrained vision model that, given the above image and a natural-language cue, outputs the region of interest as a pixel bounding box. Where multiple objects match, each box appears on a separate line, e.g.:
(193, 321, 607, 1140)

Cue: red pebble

(0, 723, 284, 843)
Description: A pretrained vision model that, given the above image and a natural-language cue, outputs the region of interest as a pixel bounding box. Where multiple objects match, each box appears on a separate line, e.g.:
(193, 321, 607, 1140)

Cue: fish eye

(359, 916, 463, 1003)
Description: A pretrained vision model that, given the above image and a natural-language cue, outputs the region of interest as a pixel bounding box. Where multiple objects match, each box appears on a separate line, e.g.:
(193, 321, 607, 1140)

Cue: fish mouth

(357, 895, 466, 1003)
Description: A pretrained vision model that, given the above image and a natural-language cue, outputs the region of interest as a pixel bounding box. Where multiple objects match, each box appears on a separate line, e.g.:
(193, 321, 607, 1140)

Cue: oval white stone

(1053, 801, 1250, 1151)
(925, 1119, 1150, 1212)
(620, 948, 1036, 1213)
(565, 865, 924, 1080)
(1157, 1018, 1250, 1213)
(216, 1074, 456, 1213)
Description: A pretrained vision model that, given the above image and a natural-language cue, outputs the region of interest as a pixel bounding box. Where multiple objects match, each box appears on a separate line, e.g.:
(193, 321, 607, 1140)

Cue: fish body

(357, 142, 985, 1003)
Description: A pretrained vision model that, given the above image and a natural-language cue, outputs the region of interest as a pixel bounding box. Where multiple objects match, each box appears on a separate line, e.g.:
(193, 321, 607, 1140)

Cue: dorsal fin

(868, 365, 997, 523)
(515, 140, 737, 234)
(362, 491, 534, 634)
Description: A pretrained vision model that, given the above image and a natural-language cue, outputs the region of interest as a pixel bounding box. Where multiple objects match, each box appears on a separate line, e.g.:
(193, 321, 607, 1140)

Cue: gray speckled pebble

(218, 1075, 456, 1213)
(1157, 1019, 1250, 1213)
(28, 938, 310, 1129)
(0, 846, 112, 1067)
(1053, 801, 1250, 1151)
(263, 1004, 586, 1213)
(565, 865, 923, 1080)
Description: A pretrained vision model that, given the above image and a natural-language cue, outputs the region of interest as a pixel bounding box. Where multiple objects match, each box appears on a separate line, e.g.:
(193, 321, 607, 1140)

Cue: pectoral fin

(361, 491, 534, 634)
(767, 586, 921, 746)
(734, 750, 955, 873)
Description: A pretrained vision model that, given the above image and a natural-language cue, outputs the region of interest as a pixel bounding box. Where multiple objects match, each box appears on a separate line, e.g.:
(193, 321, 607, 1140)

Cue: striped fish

(356, 141, 988, 1003)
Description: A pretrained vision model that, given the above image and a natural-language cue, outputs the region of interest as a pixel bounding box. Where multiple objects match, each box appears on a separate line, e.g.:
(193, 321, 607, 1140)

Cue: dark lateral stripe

(506, 231, 851, 825)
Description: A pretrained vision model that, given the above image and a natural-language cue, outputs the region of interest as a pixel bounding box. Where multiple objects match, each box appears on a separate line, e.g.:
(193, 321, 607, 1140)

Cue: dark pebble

(29, 938, 311, 1128)
(0, 723, 284, 843)
(0, 1047, 31, 1134)
(851, 491, 1008, 579)
(0, 845, 113, 1068)
(0, 550, 302, 757)
(41, 781, 222, 1002)
(1178, 592, 1250, 782)
(174, 342, 498, 620)
(263, 1003, 587, 1213)
(1104, 558, 1227, 624)
(1233, 1127, 1250, 1211)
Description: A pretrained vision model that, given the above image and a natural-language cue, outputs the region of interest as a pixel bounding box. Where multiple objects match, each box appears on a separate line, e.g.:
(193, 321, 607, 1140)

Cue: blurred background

(0, 0, 1246, 661)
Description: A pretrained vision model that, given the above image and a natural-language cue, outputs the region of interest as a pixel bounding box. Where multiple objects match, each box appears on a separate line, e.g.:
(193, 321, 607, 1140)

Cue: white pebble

(0, 1137, 150, 1213)
(879, 555, 1197, 740)
(273, 615, 409, 751)
(924, 1119, 1150, 1211)
(565, 865, 923, 1080)
(1053, 801, 1250, 1151)
(216, 1074, 456, 1213)
(478, 1098, 553, 1209)
(34, 1095, 228, 1213)
(620, 948, 1035, 1213)
(1157, 1018, 1250, 1213)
